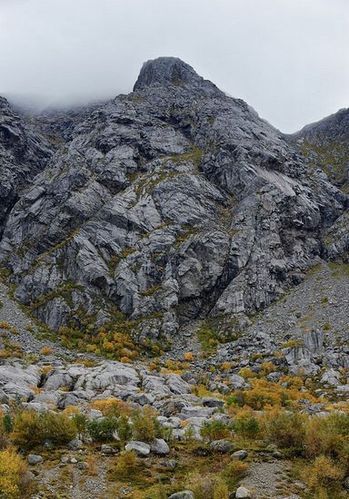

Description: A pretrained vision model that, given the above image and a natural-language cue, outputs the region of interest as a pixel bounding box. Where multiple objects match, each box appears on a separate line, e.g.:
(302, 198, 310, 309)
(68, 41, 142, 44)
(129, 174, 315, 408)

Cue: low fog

(0, 0, 348, 132)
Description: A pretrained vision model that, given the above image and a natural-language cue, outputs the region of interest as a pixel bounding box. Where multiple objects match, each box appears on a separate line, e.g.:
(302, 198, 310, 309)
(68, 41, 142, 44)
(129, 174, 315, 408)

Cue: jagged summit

(0, 96, 10, 109)
(133, 56, 216, 92)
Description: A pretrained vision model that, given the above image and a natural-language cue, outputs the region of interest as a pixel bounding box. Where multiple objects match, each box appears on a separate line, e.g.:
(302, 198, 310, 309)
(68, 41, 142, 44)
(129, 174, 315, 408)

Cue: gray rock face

(232, 449, 248, 460)
(235, 486, 252, 499)
(27, 454, 43, 465)
(209, 439, 234, 453)
(291, 108, 349, 191)
(125, 440, 151, 456)
(168, 491, 194, 499)
(150, 438, 170, 455)
(0, 57, 347, 346)
(0, 97, 52, 236)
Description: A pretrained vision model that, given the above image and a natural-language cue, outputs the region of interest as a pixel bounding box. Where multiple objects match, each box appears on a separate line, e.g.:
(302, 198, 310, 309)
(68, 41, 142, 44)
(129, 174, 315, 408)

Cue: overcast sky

(0, 0, 348, 132)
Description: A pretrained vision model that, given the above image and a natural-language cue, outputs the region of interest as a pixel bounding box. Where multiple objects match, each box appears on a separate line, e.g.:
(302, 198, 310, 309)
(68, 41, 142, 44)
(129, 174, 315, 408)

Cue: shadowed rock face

(0, 57, 347, 341)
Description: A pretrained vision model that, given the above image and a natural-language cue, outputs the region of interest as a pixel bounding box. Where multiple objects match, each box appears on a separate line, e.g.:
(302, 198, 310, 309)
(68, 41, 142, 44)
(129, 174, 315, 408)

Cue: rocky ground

(0, 269, 349, 498)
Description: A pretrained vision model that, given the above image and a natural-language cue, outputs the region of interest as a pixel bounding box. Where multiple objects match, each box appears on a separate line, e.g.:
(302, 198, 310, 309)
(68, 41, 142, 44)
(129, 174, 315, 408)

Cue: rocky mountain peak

(133, 56, 210, 91)
(295, 107, 349, 143)
(0, 96, 10, 110)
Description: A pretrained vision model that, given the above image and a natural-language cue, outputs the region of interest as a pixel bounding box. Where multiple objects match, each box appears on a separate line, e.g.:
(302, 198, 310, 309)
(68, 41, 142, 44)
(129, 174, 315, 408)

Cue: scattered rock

(125, 441, 151, 456)
(209, 439, 234, 453)
(232, 450, 248, 460)
(168, 491, 194, 499)
(150, 438, 170, 455)
(101, 444, 117, 455)
(67, 438, 83, 450)
(27, 454, 43, 465)
(235, 486, 252, 498)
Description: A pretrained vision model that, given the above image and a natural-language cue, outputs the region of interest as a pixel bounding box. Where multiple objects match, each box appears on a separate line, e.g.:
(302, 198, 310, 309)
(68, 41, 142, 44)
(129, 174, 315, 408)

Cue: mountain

(0, 57, 347, 351)
(1, 57, 349, 499)
(291, 107, 349, 192)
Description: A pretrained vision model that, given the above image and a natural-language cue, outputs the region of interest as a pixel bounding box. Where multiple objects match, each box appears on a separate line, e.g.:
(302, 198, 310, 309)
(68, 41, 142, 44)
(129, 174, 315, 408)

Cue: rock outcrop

(0, 96, 52, 237)
(291, 107, 349, 192)
(0, 57, 347, 345)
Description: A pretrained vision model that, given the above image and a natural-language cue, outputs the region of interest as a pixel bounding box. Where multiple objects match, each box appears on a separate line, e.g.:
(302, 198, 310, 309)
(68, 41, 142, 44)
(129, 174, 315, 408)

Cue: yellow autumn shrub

(0, 448, 30, 498)
(304, 455, 344, 493)
(90, 398, 132, 418)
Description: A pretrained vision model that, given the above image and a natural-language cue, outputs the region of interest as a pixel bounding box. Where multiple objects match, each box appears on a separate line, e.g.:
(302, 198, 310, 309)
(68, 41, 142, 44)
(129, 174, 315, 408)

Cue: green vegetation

(11, 411, 77, 449)
(29, 280, 84, 311)
(200, 420, 232, 441)
(169, 146, 203, 167)
(300, 139, 349, 191)
(328, 261, 349, 278)
(197, 317, 240, 354)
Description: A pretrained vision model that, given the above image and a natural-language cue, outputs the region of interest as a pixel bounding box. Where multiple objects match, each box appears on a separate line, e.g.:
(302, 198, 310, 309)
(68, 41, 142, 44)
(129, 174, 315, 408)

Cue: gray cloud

(0, 0, 348, 132)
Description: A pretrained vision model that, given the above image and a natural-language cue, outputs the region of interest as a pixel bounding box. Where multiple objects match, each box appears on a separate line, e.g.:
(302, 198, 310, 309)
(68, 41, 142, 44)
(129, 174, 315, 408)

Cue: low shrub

(115, 450, 138, 478)
(221, 461, 248, 489)
(87, 417, 119, 442)
(303, 455, 344, 495)
(131, 407, 161, 442)
(185, 472, 230, 499)
(71, 413, 89, 437)
(200, 420, 231, 442)
(12, 411, 77, 448)
(90, 398, 132, 418)
(0, 448, 31, 498)
(262, 410, 306, 453)
(233, 410, 260, 439)
(228, 379, 316, 411)
(116, 415, 132, 443)
(304, 412, 349, 461)
(0, 412, 9, 450)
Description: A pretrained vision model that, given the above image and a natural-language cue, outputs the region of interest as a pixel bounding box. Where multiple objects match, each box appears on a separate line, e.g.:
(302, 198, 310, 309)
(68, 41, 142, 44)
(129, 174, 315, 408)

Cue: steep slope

(292, 108, 349, 192)
(0, 96, 52, 236)
(0, 58, 347, 348)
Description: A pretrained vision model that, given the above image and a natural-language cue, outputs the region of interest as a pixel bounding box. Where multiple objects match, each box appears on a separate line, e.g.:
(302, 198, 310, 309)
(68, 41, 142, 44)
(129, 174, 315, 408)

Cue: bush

(12, 411, 77, 448)
(0, 448, 31, 498)
(115, 450, 138, 478)
(117, 415, 132, 443)
(229, 379, 316, 411)
(185, 473, 229, 499)
(71, 413, 89, 437)
(0, 412, 10, 450)
(3, 414, 13, 434)
(131, 407, 161, 442)
(304, 455, 344, 493)
(87, 417, 119, 442)
(200, 420, 231, 442)
(263, 410, 306, 453)
(90, 398, 132, 418)
(304, 412, 349, 461)
(221, 461, 248, 489)
(233, 410, 260, 439)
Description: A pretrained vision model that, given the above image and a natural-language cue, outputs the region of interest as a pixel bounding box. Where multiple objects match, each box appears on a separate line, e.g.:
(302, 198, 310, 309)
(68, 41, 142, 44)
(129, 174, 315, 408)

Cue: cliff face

(0, 96, 52, 237)
(0, 58, 347, 343)
(291, 108, 349, 192)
